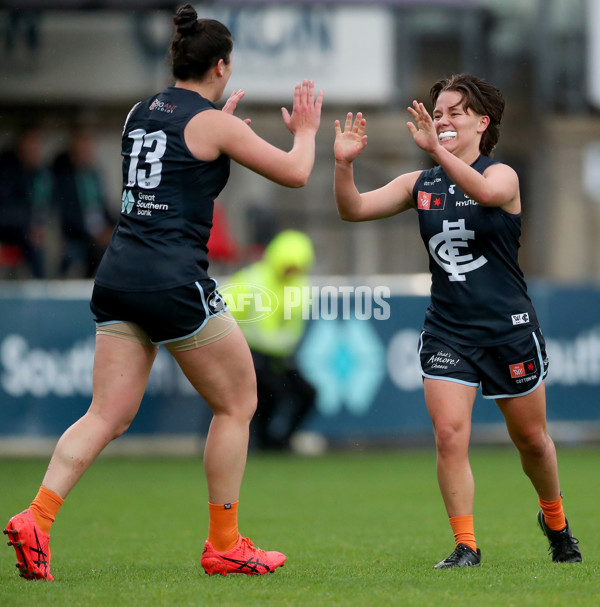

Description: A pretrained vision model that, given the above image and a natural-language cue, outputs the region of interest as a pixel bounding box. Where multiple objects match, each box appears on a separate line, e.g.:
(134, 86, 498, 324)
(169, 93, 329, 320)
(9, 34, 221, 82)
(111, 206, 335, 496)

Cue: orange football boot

(5, 509, 53, 580)
(201, 534, 286, 576)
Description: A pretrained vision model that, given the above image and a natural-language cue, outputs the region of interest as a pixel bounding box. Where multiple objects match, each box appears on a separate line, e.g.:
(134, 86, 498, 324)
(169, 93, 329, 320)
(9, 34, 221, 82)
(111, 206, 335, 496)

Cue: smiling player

(333, 73, 581, 568)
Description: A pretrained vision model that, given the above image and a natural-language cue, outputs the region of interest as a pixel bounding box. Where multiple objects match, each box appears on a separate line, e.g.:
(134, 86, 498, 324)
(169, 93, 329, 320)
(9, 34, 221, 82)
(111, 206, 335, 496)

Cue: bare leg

(169, 326, 257, 505)
(496, 381, 560, 500)
(42, 335, 158, 498)
(424, 379, 478, 516)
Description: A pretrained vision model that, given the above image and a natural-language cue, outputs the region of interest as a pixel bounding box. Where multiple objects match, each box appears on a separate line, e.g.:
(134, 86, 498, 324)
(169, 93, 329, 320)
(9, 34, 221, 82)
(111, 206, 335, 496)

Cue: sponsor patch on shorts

(426, 350, 460, 370)
(509, 358, 537, 379)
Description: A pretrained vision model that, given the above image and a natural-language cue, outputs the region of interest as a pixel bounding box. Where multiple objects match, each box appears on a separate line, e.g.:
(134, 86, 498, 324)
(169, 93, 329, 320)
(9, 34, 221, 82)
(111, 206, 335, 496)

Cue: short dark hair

(170, 4, 233, 82)
(430, 74, 505, 156)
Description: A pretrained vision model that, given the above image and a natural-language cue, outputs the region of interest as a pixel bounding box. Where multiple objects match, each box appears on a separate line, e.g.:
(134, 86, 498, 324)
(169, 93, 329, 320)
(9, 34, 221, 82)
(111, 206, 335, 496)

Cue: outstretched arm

(187, 80, 323, 188)
(334, 112, 418, 222)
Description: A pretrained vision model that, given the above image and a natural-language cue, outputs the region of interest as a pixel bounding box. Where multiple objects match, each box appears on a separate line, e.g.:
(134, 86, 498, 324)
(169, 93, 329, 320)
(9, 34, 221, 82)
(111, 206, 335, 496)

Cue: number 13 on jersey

(126, 129, 167, 189)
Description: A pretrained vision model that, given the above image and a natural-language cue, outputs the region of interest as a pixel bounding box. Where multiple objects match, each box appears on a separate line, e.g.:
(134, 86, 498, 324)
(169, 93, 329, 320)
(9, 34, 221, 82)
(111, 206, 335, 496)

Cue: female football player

(6, 3, 322, 579)
(333, 73, 581, 568)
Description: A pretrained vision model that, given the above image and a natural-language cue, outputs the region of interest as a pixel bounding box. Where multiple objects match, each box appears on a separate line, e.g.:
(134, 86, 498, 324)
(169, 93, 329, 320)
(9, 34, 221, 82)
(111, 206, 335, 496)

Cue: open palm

(334, 112, 368, 163)
(406, 101, 438, 153)
(222, 89, 251, 125)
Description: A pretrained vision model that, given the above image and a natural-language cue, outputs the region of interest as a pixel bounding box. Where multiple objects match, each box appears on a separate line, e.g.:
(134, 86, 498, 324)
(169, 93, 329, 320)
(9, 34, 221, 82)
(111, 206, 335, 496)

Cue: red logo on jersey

(149, 99, 178, 113)
(418, 191, 431, 209)
(417, 191, 446, 210)
(509, 358, 537, 379)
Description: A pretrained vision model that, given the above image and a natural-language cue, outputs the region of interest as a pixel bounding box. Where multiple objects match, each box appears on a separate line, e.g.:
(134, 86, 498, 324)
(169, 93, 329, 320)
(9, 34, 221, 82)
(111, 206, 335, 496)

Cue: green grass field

(1, 447, 598, 606)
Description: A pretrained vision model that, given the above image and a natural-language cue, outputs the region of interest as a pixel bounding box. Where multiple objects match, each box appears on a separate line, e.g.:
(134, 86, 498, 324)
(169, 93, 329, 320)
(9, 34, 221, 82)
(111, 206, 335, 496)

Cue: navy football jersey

(95, 87, 230, 291)
(413, 155, 539, 346)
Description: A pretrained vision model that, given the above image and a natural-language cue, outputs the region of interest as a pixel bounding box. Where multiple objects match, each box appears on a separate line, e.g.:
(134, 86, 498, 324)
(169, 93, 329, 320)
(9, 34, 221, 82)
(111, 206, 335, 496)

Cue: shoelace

(240, 537, 264, 554)
(240, 537, 254, 549)
(548, 529, 580, 555)
(446, 545, 471, 563)
(555, 534, 579, 548)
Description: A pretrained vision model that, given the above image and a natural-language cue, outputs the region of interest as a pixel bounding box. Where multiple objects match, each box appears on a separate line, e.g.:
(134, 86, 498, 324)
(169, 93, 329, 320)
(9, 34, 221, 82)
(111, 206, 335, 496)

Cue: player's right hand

(334, 112, 368, 163)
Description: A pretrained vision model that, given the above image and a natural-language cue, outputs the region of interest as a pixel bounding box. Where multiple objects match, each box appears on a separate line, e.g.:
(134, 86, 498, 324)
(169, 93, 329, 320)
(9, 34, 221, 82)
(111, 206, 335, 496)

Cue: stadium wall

(1, 278, 599, 455)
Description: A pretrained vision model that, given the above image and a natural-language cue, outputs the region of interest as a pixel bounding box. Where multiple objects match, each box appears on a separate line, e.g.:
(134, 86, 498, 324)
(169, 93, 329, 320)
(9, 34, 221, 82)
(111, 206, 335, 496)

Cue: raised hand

(222, 89, 251, 125)
(406, 100, 439, 154)
(334, 112, 368, 163)
(281, 79, 323, 135)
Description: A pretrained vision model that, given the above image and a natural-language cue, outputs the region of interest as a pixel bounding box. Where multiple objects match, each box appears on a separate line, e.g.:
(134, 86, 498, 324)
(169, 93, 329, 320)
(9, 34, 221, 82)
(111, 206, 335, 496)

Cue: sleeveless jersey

(95, 87, 230, 291)
(413, 155, 539, 346)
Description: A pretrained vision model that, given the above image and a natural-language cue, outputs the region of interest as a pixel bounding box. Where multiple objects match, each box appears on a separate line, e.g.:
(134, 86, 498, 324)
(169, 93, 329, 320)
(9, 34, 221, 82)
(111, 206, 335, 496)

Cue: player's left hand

(222, 89, 251, 126)
(334, 112, 367, 163)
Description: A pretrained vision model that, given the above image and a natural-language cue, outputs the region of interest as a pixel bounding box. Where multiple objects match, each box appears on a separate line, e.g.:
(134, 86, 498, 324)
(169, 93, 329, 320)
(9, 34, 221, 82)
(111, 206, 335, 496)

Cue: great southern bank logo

(121, 190, 169, 216)
(122, 189, 135, 214)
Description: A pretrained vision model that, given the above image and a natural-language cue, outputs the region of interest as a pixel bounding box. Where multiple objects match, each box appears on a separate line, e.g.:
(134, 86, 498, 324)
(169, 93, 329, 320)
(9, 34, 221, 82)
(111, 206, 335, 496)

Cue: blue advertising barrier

(0, 280, 599, 444)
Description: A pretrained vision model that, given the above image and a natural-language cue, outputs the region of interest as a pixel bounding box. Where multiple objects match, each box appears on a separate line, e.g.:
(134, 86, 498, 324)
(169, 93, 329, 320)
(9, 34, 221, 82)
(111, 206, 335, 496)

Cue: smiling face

(432, 90, 490, 162)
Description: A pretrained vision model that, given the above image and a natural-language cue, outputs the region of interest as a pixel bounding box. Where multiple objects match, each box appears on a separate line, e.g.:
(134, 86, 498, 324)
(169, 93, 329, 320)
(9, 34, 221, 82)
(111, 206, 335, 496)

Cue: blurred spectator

(4, 10, 42, 65)
(51, 127, 114, 278)
(227, 230, 317, 451)
(0, 125, 50, 279)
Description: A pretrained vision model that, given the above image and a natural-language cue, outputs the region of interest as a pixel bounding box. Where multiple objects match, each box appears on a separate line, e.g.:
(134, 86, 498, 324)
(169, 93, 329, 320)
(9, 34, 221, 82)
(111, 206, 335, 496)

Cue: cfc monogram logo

(428, 219, 488, 282)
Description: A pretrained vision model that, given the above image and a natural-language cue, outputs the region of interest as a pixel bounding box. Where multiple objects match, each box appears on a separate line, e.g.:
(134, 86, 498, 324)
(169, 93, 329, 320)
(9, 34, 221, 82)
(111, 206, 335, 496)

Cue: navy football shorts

(418, 328, 549, 399)
(90, 278, 228, 345)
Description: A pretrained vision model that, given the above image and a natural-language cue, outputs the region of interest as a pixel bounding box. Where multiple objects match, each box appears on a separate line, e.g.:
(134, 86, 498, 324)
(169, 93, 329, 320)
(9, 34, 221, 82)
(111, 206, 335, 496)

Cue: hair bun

(174, 4, 198, 35)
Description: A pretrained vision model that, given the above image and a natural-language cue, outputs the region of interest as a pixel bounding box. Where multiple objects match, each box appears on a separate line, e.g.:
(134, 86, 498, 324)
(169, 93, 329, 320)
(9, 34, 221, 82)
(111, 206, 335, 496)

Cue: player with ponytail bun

(171, 6, 233, 82)
(5, 2, 322, 580)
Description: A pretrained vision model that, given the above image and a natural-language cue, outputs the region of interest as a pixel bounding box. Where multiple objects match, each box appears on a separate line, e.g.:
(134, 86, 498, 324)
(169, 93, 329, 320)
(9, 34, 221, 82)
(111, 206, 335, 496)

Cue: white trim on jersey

(122, 101, 141, 135)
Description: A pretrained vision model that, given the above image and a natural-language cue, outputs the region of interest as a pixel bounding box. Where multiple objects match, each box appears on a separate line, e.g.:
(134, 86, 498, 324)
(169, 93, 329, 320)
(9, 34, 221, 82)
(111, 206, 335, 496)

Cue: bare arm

(333, 112, 419, 222)
(186, 80, 323, 188)
(407, 100, 520, 213)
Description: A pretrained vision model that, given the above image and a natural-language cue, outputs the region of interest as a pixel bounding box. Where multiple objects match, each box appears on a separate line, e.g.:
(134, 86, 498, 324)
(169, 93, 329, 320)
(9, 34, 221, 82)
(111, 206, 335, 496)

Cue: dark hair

(430, 74, 505, 156)
(170, 4, 233, 81)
